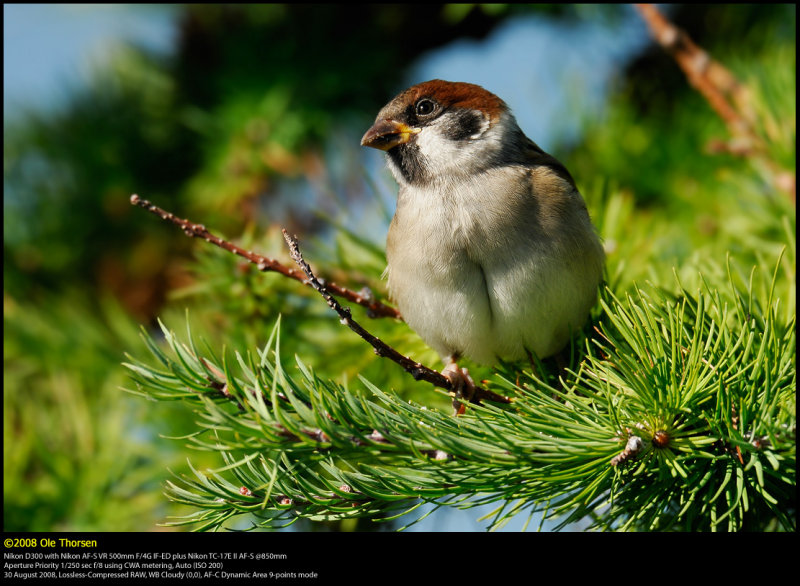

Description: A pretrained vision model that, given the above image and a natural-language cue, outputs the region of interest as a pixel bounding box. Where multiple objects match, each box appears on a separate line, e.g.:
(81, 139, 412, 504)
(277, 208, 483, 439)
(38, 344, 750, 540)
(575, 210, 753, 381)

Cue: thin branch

(636, 4, 751, 138)
(130, 194, 401, 319)
(635, 4, 795, 203)
(130, 193, 510, 406)
(282, 229, 512, 406)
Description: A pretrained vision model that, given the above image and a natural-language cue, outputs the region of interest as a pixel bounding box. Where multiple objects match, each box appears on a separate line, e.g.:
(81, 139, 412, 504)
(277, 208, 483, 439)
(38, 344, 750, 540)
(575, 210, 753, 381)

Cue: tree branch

(130, 193, 510, 406)
(281, 229, 511, 406)
(635, 4, 795, 203)
(130, 194, 401, 319)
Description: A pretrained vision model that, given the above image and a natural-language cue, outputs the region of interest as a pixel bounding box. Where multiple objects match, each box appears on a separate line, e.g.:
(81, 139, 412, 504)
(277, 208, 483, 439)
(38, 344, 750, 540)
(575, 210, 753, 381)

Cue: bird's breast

(385, 167, 602, 363)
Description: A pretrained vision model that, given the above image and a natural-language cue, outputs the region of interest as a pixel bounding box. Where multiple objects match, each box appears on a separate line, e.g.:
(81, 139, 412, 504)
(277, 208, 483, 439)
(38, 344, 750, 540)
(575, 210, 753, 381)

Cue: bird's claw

(443, 362, 475, 415)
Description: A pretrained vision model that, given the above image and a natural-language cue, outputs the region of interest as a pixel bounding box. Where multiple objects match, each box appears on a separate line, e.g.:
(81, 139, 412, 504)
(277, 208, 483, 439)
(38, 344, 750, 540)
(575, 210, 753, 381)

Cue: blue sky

(4, 4, 176, 117)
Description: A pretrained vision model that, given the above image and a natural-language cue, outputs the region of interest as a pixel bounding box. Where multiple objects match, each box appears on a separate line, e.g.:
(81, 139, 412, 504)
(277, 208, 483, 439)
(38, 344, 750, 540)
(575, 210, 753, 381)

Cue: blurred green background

(4, 4, 795, 531)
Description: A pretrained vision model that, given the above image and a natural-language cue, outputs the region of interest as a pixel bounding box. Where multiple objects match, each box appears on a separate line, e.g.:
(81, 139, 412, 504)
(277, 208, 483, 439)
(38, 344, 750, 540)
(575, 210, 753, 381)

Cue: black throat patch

(387, 143, 429, 185)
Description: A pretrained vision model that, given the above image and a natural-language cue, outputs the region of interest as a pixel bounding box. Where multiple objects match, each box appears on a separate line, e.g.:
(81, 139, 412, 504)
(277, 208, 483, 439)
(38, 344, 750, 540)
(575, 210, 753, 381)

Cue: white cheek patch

(414, 112, 504, 179)
(469, 115, 491, 140)
(416, 128, 463, 173)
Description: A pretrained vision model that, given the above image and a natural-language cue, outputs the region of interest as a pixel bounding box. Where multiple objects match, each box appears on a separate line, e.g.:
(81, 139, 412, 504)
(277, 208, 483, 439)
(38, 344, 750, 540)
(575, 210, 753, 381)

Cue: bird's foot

(443, 360, 475, 415)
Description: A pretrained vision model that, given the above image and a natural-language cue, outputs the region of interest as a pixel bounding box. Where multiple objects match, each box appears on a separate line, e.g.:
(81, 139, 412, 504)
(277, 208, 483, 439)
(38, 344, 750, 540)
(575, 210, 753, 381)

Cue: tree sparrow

(361, 80, 604, 399)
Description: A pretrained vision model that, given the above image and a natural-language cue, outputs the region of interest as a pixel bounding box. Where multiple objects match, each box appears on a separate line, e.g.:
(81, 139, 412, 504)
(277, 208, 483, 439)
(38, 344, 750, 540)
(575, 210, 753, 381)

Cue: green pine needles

(124, 252, 796, 532)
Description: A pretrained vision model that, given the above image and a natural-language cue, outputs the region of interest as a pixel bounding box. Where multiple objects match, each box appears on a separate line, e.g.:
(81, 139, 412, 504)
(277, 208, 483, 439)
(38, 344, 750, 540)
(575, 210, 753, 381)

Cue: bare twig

(130, 194, 401, 319)
(130, 193, 510, 405)
(282, 229, 511, 406)
(635, 4, 795, 203)
(636, 4, 752, 138)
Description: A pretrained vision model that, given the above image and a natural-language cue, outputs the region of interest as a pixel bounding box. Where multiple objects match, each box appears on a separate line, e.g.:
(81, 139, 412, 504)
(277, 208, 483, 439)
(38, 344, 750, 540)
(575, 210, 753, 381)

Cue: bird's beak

(360, 119, 420, 151)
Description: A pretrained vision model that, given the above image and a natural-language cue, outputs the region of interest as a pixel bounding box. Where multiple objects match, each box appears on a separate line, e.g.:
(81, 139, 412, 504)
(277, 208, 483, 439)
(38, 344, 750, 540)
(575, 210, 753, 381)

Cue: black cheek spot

(445, 110, 484, 141)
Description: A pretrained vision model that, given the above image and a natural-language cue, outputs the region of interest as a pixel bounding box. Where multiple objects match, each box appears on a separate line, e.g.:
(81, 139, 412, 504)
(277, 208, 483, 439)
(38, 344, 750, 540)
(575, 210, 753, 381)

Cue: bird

(361, 80, 604, 401)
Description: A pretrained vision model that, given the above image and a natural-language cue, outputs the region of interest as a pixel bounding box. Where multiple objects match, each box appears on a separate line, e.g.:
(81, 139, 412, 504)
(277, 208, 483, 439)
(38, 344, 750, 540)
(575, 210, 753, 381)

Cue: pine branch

(125, 253, 796, 531)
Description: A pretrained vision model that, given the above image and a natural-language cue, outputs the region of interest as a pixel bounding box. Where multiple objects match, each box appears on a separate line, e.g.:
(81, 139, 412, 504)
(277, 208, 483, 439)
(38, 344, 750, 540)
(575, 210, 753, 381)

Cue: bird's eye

(415, 99, 437, 117)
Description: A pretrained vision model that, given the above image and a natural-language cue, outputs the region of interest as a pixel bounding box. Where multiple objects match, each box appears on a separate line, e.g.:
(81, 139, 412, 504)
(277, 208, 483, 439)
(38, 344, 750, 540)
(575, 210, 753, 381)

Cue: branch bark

(635, 4, 795, 203)
(282, 229, 511, 406)
(130, 194, 401, 319)
(130, 194, 511, 406)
